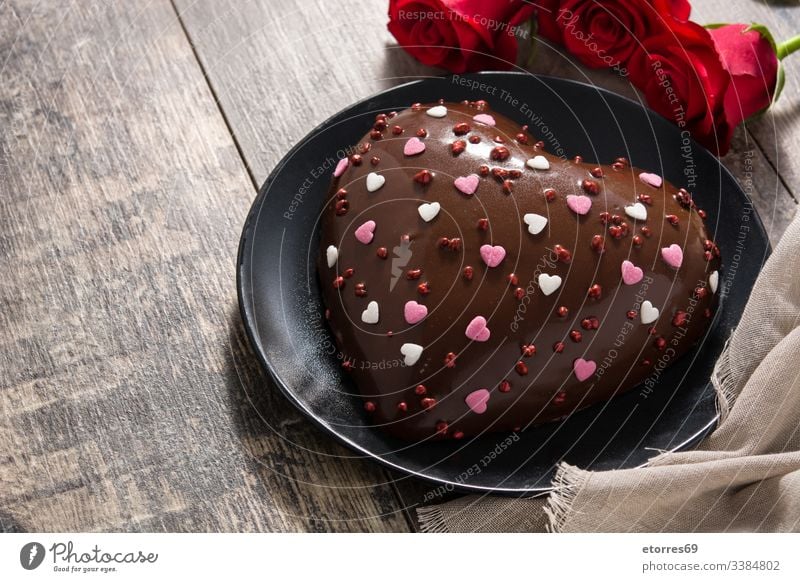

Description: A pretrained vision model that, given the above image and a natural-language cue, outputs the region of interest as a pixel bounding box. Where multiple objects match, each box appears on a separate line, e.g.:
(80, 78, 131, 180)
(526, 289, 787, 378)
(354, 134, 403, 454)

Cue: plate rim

(237, 71, 770, 495)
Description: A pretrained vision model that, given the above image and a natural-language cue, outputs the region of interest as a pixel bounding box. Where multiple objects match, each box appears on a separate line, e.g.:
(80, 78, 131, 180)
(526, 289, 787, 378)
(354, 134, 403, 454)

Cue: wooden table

(1, 0, 796, 533)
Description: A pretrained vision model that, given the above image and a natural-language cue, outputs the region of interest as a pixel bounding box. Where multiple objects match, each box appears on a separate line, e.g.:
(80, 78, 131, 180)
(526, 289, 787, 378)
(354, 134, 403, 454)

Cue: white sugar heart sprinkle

(366, 172, 385, 192)
(526, 156, 550, 170)
(326, 245, 338, 268)
(709, 270, 719, 294)
(538, 273, 562, 296)
(426, 105, 447, 118)
(418, 202, 440, 222)
(625, 202, 648, 221)
(361, 301, 379, 325)
(400, 343, 423, 366)
(523, 213, 547, 235)
(640, 301, 660, 325)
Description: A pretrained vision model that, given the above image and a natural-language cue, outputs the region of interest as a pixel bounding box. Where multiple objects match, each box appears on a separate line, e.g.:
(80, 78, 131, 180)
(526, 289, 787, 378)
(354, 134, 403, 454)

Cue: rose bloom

(709, 24, 780, 130)
(387, 0, 535, 72)
(536, 0, 691, 71)
(628, 19, 733, 154)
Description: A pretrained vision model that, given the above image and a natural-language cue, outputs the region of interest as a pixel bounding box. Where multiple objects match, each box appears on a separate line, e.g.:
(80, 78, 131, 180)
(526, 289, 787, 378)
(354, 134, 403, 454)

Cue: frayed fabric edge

(711, 336, 736, 423)
(543, 463, 590, 533)
(417, 506, 449, 533)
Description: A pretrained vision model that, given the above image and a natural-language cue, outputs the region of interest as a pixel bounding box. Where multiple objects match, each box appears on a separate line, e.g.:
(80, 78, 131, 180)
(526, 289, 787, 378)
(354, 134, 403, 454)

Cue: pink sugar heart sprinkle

(472, 113, 496, 126)
(621, 260, 644, 285)
(661, 244, 684, 269)
(573, 358, 597, 382)
(403, 137, 426, 156)
(454, 174, 479, 196)
(639, 172, 663, 188)
(465, 388, 490, 414)
(403, 301, 428, 324)
(333, 157, 348, 177)
(479, 244, 506, 268)
(566, 194, 592, 215)
(354, 220, 376, 244)
(465, 316, 491, 342)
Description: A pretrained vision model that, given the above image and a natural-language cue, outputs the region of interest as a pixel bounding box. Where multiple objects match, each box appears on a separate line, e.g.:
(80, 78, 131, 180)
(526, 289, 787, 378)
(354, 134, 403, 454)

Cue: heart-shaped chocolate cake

(318, 100, 721, 441)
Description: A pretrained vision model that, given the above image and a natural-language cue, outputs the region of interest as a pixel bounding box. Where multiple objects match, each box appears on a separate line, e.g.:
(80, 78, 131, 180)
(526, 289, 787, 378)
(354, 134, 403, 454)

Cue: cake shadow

(224, 303, 412, 532)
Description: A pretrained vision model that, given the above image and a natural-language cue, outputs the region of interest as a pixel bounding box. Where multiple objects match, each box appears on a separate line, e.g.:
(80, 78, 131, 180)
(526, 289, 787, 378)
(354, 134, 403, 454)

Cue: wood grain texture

(173, 0, 799, 529)
(0, 0, 410, 532)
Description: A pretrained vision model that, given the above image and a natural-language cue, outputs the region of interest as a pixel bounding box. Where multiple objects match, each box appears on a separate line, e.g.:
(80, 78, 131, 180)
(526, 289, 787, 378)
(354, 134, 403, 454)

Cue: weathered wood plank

(0, 0, 410, 532)
(175, 0, 798, 529)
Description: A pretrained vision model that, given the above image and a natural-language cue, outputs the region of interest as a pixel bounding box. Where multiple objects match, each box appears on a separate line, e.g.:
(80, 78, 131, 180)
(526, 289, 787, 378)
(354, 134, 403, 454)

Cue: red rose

(536, 0, 691, 71)
(708, 24, 780, 130)
(628, 19, 733, 154)
(387, 0, 535, 73)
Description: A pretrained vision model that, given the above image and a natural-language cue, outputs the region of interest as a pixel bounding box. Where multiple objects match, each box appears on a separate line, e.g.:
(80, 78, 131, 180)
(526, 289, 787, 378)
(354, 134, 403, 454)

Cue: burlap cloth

(418, 212, 800, 532)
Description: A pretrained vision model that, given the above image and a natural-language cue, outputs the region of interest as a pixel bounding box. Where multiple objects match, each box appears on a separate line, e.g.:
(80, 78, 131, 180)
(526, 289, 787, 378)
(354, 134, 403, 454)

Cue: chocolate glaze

(317, 100, 721, 441)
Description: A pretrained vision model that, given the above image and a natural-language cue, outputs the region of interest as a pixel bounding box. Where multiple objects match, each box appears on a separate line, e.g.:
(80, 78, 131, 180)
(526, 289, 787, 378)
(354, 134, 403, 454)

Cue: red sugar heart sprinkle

(453, 122, 470, 135)
(582, 179, 599, 195)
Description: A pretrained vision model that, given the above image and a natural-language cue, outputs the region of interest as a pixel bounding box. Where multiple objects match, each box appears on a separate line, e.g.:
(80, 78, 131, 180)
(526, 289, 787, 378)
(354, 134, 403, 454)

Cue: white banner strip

(1, 533, 797, 580)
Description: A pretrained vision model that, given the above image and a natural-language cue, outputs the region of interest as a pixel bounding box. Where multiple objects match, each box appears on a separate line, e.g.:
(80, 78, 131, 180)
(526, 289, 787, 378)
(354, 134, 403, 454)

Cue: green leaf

(772, 62, 786, 105)
(526, 16, 538, 68)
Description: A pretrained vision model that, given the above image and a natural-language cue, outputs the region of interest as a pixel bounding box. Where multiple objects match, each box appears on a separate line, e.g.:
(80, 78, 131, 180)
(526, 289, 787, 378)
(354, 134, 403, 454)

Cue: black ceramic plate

(237, 72, 769, 494)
